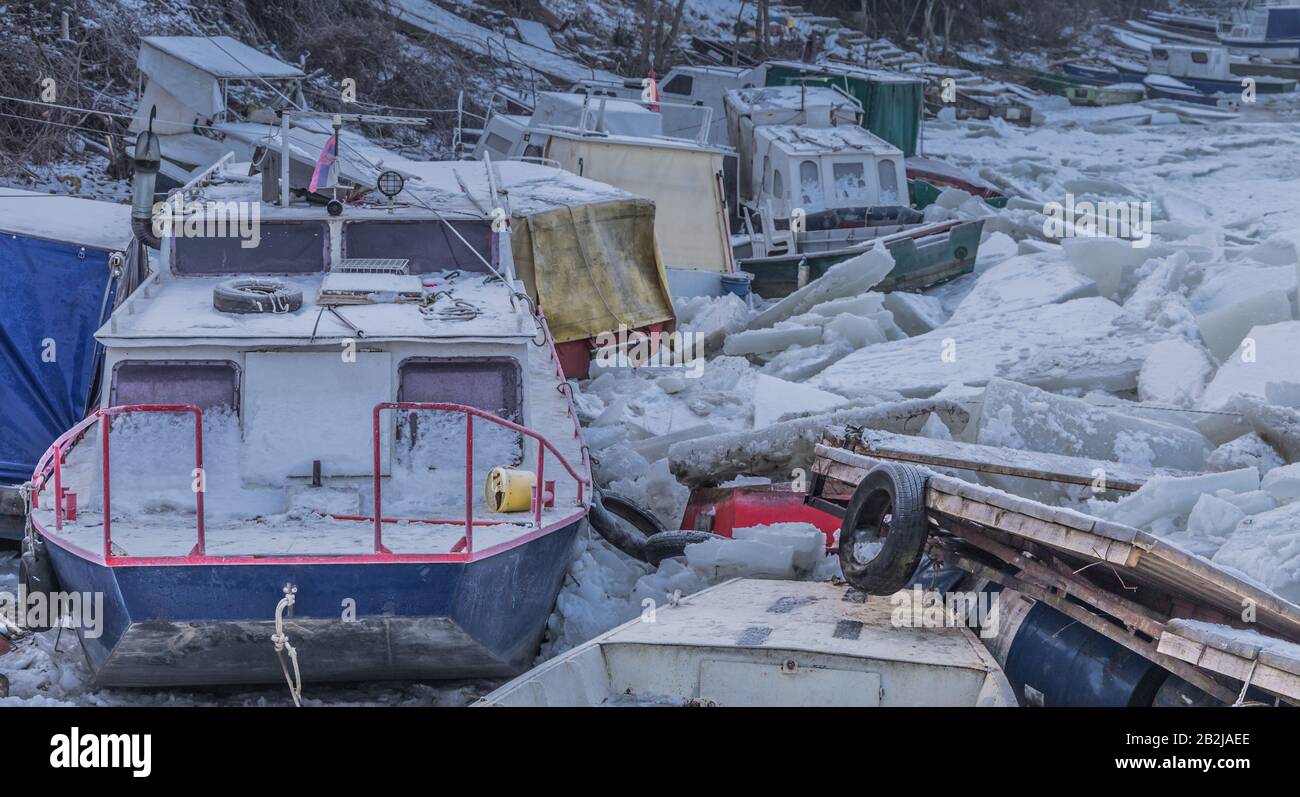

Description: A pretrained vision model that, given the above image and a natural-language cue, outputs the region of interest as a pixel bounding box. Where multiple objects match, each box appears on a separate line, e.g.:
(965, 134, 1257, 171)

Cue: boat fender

(213, 279, 304, 314)
(838, 463, 930, 596)
(643, 530, 727, 567)
(18, 534, 59, 632)
(587, 490, 665, 562)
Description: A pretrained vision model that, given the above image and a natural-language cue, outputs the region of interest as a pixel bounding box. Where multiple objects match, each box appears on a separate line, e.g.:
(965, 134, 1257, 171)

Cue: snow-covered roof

(766, 59, 924, 85)
(757, 124, 901, 157)
(140, 36, 305, 79)
(100, 270, 534, 347)
(531, 92, 663, 137)
(727, 86, 858, 113)
(0, 189, 132, 251)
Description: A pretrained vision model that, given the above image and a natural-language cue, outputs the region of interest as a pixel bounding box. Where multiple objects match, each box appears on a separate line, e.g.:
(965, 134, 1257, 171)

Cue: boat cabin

(1148, 45, 1232, 80)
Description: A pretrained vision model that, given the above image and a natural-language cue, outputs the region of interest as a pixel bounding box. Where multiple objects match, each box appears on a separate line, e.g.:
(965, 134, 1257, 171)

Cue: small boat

(1219, 2, 1300, 61)
(735, 216, 984, 298)
(1149, 44, 1296, 93)
(1143, 74, 1241, 107)
(1065, 83, 1146, 106)
(19, 122, 592, 688)
(474, 578, 1017, 707)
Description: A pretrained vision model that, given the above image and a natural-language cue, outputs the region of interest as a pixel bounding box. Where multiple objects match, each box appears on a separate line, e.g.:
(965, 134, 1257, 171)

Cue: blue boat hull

(43, 520, 582, 687)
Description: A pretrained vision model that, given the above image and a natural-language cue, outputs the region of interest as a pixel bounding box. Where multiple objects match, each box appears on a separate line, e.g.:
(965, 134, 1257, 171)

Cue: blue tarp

(0, 234, 115, 485)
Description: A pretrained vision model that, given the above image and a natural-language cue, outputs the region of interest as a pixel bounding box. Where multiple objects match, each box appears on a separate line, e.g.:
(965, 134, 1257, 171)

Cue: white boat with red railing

(19, 120, 591, 688)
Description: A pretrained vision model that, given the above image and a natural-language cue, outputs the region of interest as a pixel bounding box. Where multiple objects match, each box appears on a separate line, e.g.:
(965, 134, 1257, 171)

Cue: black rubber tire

(587, 492, 650, 562)
(643, 530, 727, 567)
(838, 463, 930, 596)
(213, 278, 303, 314)
(599, 491, 666, 538)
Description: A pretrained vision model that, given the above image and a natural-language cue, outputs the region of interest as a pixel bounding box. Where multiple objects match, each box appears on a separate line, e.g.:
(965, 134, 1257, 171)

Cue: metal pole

(279, 112, 291, 208)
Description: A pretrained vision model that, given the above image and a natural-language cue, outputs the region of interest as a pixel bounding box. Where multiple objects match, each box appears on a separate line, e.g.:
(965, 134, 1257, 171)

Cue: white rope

(271, 584, 304, 707)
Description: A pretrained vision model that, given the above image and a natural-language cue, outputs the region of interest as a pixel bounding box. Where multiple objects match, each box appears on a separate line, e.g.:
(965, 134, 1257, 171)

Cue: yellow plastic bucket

(485, 467, 536, 513)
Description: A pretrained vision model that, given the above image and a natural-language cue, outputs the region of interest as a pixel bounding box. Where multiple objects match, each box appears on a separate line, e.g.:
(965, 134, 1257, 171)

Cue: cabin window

(832, 162, 870, 203)
(483, 132, 514, 157)
(876, 159, 900, 204)
(343, 220, 494, 274)
(772, 169, 785, 201)
(1152, 48, 1168, 60)
(1191, 51, 1208, 64)
(396, 357, 524, 465)
(799, 160, 821, 205)
(662, 74, 694, 96)
(111, 360, 240, 413)
(523, 144, 544, 159)
(172, 221, 328, 275)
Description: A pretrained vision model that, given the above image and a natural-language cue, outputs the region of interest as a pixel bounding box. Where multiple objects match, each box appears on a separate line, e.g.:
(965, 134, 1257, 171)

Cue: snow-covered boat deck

(32, 332, 587, 561)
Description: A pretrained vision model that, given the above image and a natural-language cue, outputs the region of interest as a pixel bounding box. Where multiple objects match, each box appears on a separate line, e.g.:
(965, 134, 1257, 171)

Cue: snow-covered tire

(213, 278, 303, 314)
(838, 463, 930, 596)
(643, 530, 726, 567)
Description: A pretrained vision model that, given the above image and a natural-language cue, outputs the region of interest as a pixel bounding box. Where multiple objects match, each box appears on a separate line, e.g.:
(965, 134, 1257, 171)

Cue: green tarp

(764, 62, 924, 157)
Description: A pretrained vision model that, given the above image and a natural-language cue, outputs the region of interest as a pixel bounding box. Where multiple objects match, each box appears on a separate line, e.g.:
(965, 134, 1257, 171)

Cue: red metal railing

(31, 404, 205, 561)
(371, 402, 587, 556)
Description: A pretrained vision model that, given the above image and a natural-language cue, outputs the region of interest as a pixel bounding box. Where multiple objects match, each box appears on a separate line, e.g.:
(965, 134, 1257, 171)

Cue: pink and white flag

(308, 133, 338, 193)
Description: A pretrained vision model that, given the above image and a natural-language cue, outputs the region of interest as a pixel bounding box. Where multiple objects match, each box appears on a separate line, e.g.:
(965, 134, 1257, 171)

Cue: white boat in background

(1219, 2, 1300, 60)
(474, 578, 1016, 707)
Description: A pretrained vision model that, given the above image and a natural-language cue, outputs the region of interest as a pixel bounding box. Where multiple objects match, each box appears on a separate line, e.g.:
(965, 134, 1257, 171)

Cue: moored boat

(474, 578, 1017, 707)
(1065, 83, 1146, 106)
(19, 125, 592, 688)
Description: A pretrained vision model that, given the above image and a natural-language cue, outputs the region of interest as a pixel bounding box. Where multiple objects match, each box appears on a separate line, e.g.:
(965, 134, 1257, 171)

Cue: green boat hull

(739, 219, 985, 299)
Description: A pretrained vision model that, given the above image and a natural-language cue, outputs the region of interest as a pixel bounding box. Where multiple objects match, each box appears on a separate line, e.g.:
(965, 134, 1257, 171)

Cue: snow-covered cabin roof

(0, 189, 132, 251)
(401, 160, 642, 218)
(727, 85, 858, 114)
(140, 36, 305, 80)
(765, 59, 924, 85)
(531, 92, 663, 138)
(757, 124, 902, 157)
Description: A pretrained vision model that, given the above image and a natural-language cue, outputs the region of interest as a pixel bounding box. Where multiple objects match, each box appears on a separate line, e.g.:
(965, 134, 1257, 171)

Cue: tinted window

(111, 361, 240, 412)
(1191, 51, 1208, 64)
(344, 220, 494, 274)
(663, 74, 694, 95)
(172, 222, 327, 275)
(877, 159, 900, 204)
(397, 357, 523, 462)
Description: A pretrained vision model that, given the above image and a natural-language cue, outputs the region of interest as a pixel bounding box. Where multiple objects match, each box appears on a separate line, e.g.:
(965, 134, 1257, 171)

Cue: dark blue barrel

(997, 590, 1168, 707)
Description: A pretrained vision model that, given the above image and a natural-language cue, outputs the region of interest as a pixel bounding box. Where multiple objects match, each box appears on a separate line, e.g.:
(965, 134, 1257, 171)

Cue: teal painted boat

(735, 218, 984, 298)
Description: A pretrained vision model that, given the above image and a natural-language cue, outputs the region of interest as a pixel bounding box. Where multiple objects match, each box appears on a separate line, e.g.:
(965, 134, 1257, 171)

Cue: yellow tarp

(511, 198, 676, 344)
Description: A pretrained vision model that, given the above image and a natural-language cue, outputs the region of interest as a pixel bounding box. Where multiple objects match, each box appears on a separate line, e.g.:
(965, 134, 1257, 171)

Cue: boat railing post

(534, 440, 545, 529)
(193, 406, 205, 556)
(465, 412, 474, 556)
(54, 442, 63, 531)
(373, 404, 384, 554)
(101, 414, 111, 561)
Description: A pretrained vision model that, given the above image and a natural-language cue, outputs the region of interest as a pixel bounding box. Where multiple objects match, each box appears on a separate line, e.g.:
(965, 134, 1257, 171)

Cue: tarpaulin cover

(765, 64, 923, 157)
(543, 137, 732, 272)
(510, 199, 675, 344)
(0, 234, 114, 484)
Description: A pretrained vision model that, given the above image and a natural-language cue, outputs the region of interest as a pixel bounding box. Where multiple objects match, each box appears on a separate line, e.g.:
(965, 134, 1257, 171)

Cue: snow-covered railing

(31, 404, 206, 560)
(370, 402, 588, 557)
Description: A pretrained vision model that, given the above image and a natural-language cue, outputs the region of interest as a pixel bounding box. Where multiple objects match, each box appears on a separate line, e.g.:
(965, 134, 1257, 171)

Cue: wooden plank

(1158, 630, 1300, 704)
(843, 429, 1192, 492)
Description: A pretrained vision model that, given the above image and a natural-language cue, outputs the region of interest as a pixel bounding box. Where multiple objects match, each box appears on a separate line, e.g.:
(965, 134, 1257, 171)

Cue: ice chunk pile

(538, 525, 840, 659)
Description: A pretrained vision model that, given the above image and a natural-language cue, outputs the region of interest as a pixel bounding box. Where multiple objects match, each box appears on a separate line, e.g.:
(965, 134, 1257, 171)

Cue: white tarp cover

(544, 138, 732, 272)
(136, 37, 303, 121)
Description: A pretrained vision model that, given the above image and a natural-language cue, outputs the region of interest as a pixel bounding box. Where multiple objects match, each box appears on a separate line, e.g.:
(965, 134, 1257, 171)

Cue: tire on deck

(838, 462, 930, 596)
